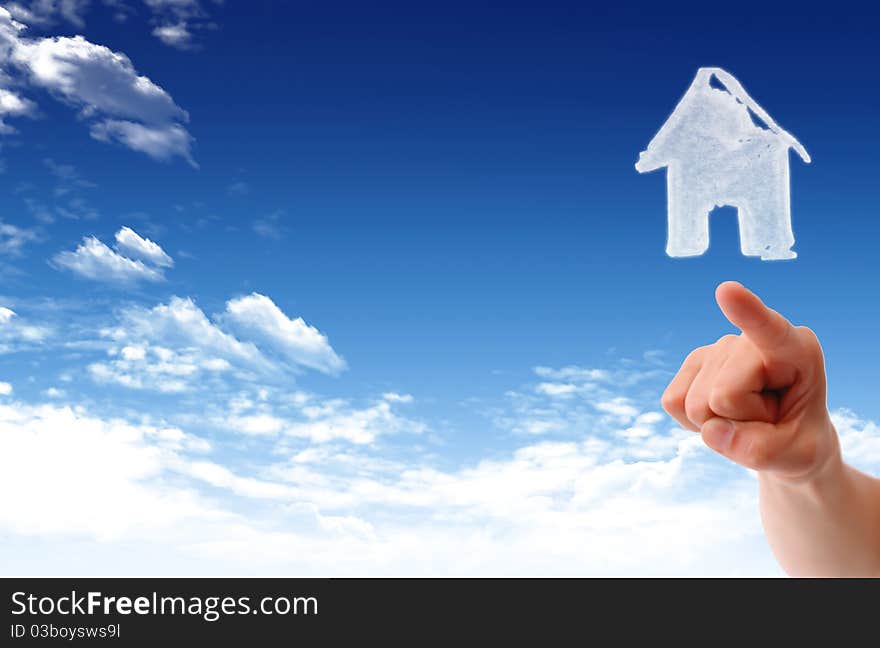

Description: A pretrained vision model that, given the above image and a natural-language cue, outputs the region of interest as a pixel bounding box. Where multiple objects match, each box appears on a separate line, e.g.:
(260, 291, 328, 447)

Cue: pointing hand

(662, 281, 837, 481)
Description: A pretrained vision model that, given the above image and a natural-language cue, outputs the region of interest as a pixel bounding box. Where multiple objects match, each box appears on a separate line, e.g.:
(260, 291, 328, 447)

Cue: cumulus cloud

(0, 399, 221, 540)
(223, 293, 346, 376)
(106, 296, 269, 372)
(114, 226, 173, 268)
(52, 227, 172, 284)
(0, 367, 777, 576)
(0, 381, 11, 395)
(0, 6, 195, 163)
(93, 293, 347, 392)
(4, 348, 880, 577)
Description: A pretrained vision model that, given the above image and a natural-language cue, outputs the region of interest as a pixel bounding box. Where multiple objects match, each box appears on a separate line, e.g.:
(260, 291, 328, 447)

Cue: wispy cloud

(143, 0, 215, 50)
(4, 1, 92, 28)
(0, 304, 51, 354)
(151, 21, 192, 49)
(5, 1, 221, 50)
(213, 390, 425, 444)
(252, 210, 284, 240)
(0, 219, 39, 255)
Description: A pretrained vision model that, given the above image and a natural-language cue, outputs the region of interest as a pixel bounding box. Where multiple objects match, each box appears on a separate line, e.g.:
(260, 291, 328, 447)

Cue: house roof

(635, 67, 810, 172)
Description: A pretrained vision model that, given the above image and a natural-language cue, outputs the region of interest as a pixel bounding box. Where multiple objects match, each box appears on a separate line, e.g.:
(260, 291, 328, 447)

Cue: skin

(662, 281, 880, 577)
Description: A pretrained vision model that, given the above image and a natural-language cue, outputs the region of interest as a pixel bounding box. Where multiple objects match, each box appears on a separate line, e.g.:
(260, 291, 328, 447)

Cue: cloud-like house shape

(0, 7, 195, 164)
(636, 67, 810, 260)
(223, 293, 347, 376)
(52, 226, 173, 285)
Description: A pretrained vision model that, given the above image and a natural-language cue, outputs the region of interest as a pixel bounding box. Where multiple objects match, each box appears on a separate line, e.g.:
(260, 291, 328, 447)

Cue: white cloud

(9, 33, 185, 123)
(151, 22, 192, 49)
(0, 384, 771, 575)
(382, 392, 412, 403)
(52, 235, 166, 284)
(534, 366, 610, 382)
(142, 0, 217, 51)
(91, 294, 346, 392)
(535, 382, 588, 398)
(4, 1, 91, 28)
(2, 348, 876, 578)
(90, 119, 195, 166)
(5, 1, 219, 52)
(0, 305, 50, 353)
(0, 219, 39, 255)
(0, 86, 34, 133)
(107, 296, 269, 373)
(89, 343, 231, 393)
(223, 293, 346, 375)
(226, 180, 248, 196)
(0, 381, 11, 395)
(53, 226, 172, 284)
(0, 7, 195, 163)
(833, 409, 880, 472)
(252, 210, 283, 239)
(114, 226, 173, 268)
(218, 391, 426, 444)
(289, 398, 424, 444)
(594, 397, 641, 423)
(0, 399, 224, 540)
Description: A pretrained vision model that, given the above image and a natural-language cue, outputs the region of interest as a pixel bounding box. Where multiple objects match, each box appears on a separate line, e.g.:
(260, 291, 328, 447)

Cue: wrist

(761, 416, 841, 490)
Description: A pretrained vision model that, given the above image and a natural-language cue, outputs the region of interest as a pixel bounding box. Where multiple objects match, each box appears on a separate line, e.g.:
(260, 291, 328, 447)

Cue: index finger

(715, 281, 793, 351)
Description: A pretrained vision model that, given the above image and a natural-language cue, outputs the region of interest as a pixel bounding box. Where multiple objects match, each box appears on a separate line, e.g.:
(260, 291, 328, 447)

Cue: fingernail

(704, 418, 734, 452)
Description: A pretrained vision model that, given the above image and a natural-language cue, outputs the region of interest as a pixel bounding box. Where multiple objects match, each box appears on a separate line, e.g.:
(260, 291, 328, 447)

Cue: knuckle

(708, 387, 736, 416)
(684, 347, 706, 365)
(716, 334, 738, 346)
(684, 390, 705, 423)
(796, 325, 821, 348)
(660, 387, 680, 413)
(796, 325, 816, 339)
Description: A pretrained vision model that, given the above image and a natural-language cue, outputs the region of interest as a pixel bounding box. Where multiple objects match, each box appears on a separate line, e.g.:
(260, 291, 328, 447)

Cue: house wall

(665, 141, 795, 258)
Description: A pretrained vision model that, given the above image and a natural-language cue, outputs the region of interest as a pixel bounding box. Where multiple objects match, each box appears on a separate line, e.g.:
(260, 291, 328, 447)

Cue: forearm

(758, 435, 880, 577)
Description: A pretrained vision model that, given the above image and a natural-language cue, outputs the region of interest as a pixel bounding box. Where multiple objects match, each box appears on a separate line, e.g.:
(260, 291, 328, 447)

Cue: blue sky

(1, 1, 879, 576)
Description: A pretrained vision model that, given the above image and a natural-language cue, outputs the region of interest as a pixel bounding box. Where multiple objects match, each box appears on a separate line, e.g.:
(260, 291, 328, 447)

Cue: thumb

(701, 417, 789, 472)
(715, 281, 793, 352)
